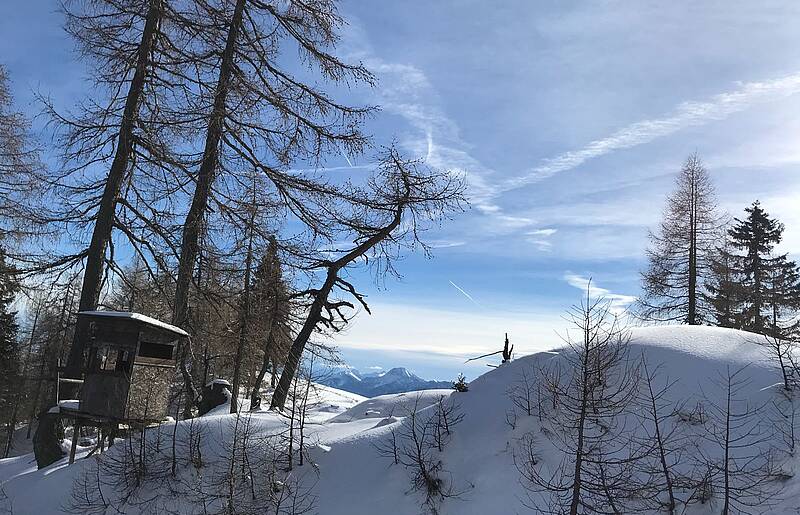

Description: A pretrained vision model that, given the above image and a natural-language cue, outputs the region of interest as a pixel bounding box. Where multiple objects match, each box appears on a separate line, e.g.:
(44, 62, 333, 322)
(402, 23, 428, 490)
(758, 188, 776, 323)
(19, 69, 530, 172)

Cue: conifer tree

(639, 154, 721, 324)
(0, 64, 44, 243)
(764, 255, 800, 338)
(0, 244, 20, 457)
(248, 237, 293, 409)
(725, 201, 796, 334)
(704, 237, 744, 329)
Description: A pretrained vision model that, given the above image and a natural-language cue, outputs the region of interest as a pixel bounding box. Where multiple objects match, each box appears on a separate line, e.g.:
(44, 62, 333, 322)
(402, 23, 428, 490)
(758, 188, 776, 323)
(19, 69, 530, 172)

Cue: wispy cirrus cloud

(504, 72, 800, 190)
(527, 228, 558, 251)
(364, 59, 506, 216)
(563, 272, 637, 313)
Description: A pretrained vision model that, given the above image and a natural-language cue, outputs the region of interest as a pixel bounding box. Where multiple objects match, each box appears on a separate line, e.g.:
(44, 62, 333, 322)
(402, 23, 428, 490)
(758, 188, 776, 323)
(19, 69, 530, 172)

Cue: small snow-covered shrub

(375, 394, 463, 514)
(676, 401, 706, 425)
(452, 373, 469, 392)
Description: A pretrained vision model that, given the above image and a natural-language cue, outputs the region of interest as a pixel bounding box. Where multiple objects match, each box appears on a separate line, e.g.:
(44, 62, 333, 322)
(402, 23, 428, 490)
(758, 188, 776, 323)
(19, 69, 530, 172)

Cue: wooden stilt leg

(68, 422, 81, 464)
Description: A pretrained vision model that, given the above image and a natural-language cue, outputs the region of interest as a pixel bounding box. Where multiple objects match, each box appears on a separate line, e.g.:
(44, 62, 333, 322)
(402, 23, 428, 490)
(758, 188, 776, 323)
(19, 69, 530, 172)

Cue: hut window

(115, 350, 133, 373)
(101, 348, 117, 370)
(89, 346, 115, 371)
(138, 341, 174, 360)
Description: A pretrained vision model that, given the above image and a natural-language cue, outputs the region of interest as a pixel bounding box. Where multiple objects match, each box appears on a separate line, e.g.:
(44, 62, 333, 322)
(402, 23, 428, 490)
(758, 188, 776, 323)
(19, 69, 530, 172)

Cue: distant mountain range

(319, 367, 452, 397)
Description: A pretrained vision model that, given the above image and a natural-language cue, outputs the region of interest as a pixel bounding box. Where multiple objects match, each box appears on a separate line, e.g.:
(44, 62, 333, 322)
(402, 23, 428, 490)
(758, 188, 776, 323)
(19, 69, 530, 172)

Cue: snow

(4, 325, 800, 513)
(205, 378, 232, 388)
(58, 399, 80, 411)
(78, 310, 189, 337)
(47, 399, 80, 414)
(329, 389, 452, 423)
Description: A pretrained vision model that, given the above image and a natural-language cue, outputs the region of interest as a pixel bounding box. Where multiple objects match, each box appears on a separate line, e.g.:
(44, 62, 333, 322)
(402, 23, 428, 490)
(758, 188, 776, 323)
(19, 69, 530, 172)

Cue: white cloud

(356, 52, 528, 232)
(505, 72, 800, 189)
(427, 239, 467, 249)
(526, 228, 558, 251)
(334, 302, 566, 357)
(563, 272, 637, 313)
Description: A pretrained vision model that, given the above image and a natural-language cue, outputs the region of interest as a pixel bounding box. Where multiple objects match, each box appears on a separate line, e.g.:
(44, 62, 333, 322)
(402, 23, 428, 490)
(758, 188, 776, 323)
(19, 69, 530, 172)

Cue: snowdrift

(2, 325, 800, 514)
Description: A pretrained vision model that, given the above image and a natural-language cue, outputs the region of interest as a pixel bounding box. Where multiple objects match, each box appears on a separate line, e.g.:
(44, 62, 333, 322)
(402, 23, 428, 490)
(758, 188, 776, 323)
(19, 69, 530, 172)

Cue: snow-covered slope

(3, 326, 800, 514)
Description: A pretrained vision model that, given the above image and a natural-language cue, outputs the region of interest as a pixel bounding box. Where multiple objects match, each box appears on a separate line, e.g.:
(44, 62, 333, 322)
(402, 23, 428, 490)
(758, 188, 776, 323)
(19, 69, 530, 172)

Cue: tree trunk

(569, 324, 591, 515)
(172, 0, 246, 416)
(644, 359, 675, 514)
(230, 213, 255, 413)
(4, 403, 19, 458)
(63, 0, 163, 390)
(270, 273, 336, 410)
(688, 171, 697, 325)
(250, 356, 270, 411)
(26, 353, 46, 440)
(270, 189, 406, 411)
(722, 373, 732, 515)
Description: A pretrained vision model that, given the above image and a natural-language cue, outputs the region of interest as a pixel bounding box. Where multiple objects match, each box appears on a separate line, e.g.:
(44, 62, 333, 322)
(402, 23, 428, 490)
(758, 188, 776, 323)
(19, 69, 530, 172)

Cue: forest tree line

(0, 0, 466, 458)
(640, 153, 800, 340)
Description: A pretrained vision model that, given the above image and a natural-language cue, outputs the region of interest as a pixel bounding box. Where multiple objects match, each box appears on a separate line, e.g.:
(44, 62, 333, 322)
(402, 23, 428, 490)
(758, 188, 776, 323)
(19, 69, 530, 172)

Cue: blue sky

(3, 1, 800, 380)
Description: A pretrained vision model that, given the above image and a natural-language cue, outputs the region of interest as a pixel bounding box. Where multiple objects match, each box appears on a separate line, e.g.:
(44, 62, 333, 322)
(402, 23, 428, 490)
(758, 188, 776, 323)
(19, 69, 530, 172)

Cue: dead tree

(639, 153, 723, 325)
(764, 334, 799, 391)
(508, 367, 536, 417)
(170, 0, 376, 413)
(771, 393, 798, 472)
(376, 394, 463, 513)
(636, 355, 682, 514)
(466, 332, 514, 365)
(270, 149, 464, 410)
(503, 333, 514, 362)
(695, 366, 779, 514)
(518, 283, 641, 514)
(433, 395, 463, 452)
(38, 0, 191, 390)
(202, 411, 315, 515)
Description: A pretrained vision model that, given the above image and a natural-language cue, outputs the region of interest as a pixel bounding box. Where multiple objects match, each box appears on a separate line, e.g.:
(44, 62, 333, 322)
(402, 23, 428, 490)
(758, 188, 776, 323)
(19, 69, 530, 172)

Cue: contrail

(449, 280, 480, 307)
(340, 143, 355, 168)
(503, 71, 800, 189)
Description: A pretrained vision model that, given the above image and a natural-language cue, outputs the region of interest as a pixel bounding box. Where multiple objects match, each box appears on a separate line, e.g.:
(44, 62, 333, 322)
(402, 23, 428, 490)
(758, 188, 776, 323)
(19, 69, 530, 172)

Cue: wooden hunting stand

(36, 311, 187, 467)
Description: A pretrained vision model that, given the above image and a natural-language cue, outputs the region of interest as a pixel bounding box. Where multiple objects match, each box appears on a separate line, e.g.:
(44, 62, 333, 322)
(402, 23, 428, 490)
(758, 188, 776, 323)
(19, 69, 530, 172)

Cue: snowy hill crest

(4, 325, 800, 514)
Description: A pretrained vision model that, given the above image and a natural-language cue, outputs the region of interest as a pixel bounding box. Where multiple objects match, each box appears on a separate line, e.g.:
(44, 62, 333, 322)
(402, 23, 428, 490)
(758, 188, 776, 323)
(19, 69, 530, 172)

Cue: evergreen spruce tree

(764, 255, 800, 338)
(704, 239, 743, 329)
(639, 154, 721, 324)
(0, 244, 20, 456)
(248, 237, 293, 408)
(727, 201, 786, 333)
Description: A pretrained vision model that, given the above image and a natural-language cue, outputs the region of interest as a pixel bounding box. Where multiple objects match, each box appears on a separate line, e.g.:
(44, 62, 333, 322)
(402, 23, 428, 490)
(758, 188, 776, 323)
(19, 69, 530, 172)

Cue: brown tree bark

(230, 202, 255, 413)
(63, 0, 164, 388)
(172, 0, 246, 416)
(270, 188, 406, 410)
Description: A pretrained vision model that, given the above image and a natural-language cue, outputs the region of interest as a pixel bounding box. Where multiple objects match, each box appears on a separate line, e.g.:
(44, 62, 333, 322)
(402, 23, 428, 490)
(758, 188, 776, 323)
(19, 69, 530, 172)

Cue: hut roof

(78, 310, 189, 338)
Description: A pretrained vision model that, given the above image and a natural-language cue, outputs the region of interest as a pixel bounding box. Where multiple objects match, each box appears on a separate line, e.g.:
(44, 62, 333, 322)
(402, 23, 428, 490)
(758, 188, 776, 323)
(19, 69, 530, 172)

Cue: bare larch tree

(41, 0, 192, 387)
(519, 283, 641, 514)
(270, 148, 465, 410)
(0, 64, 44, 243)
(169, 0, 376, 411)
(640, 153, 722, 325)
